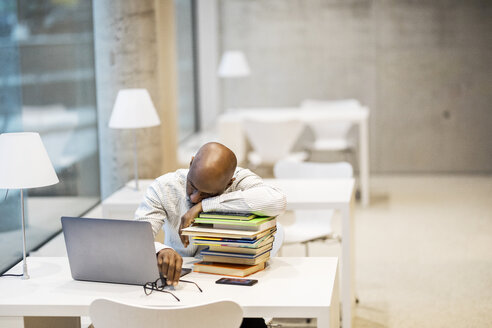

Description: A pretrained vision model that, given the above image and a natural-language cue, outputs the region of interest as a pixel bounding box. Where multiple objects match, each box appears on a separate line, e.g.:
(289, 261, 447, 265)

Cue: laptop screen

(62, 217, 160, 285)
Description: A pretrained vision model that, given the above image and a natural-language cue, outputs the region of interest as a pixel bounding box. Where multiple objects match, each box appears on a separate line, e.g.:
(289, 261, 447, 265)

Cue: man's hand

(157, 248, 183, 286)
(179, 202, 203, 247)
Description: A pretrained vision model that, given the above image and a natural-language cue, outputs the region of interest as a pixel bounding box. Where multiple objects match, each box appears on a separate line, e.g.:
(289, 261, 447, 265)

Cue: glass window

(175, 0, 199, 142)
(0, 0, 100, 273)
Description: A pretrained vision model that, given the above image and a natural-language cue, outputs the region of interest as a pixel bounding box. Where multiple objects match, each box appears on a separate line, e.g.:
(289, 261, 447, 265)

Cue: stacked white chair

(242, 117, 307, 168)
(273, 160, 353, 256)
(300, 99, 361, 153)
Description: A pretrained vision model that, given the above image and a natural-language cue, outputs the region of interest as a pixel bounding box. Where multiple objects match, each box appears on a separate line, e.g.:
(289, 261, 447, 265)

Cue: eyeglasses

(143, 278, 203, 301)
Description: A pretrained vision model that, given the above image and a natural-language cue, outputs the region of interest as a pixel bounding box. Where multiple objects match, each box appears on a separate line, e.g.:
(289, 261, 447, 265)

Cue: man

(135, 142, 286, 286)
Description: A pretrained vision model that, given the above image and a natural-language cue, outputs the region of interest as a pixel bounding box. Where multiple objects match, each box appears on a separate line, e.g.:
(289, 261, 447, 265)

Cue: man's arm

(201, 168, 287, 216)
(135, 182, 182, 286)
(179, 202, 202, 248)
(135, 182, 167, 237)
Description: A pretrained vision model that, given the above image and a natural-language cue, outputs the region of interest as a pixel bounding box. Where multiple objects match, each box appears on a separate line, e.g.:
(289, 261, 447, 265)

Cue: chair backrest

(90, 298, 243, 328)
(300, 99, 360, 140)
(242, 118, 305, 165)
(270, 222, 284, 257)
(274, 160, 353, 180)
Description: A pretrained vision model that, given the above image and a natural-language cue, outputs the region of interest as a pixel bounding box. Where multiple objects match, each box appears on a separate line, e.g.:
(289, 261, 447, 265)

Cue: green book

(195, 216, 276, 232)
(198, 211, 256, 221)
(194, 216, 273, 226)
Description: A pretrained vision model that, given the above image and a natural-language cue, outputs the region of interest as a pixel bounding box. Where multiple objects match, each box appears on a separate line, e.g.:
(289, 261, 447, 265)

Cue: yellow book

(193, 261, 266, 277)
(192, 235, 275, 249)
(182, 226, 275, 240)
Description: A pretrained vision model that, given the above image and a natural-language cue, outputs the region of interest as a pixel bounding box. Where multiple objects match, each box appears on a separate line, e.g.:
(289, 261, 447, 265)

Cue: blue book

(200, 248, 271, 259)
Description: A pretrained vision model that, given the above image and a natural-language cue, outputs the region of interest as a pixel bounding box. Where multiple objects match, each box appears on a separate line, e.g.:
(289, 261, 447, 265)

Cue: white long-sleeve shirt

(135, 167, 286, 257)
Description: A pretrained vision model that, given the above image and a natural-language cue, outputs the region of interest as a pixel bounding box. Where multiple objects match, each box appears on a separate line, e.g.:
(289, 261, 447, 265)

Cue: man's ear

(189, 156, 194, 167)
(226, 178, 236, 189)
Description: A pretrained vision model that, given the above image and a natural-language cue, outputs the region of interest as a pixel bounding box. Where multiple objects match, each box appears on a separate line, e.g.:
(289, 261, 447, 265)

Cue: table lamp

(217, 50, 251, 78)
(0, 132, 59, 279)
(109, 88, 160, 191)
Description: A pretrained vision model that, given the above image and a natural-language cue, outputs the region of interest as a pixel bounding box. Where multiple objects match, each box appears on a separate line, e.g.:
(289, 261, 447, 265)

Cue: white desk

(218, 107, 370, 207)
(102, 178, 356, 328)
(0, 257, 339, 328)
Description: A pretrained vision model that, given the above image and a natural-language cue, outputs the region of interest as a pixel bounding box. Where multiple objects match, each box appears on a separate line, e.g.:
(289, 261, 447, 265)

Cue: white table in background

(0, 257, 339, 328)
(102, 178, 356, 328)
(264, 178, 356, 328)
(101, 181, 151, 219)
(218, 107, 370, 207)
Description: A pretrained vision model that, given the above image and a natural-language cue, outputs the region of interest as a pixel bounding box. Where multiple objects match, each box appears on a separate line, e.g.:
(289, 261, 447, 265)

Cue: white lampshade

(0, 132, 59, 189)
(217, 51, 251, 78)
(108, 89, 161, 129)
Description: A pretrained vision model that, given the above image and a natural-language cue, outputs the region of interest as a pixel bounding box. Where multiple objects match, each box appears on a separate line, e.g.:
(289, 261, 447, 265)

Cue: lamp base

(20, 189, 30, 280)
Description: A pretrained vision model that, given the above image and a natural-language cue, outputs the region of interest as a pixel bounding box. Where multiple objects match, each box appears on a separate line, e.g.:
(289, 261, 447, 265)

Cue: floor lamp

(0, 132, 59, 279)
(109, 88, 161, 191)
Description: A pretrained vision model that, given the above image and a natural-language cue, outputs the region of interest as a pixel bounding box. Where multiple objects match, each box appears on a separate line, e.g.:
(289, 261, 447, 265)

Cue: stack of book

(181, 211, 276, 277)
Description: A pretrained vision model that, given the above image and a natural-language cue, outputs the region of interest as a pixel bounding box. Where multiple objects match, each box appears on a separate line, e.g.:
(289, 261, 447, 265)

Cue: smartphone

(215, 277, 258, 286)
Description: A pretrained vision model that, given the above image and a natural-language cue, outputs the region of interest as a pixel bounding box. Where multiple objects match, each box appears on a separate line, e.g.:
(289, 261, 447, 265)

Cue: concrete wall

(197, 0, 220, 131)
(218, 0, 492, 173)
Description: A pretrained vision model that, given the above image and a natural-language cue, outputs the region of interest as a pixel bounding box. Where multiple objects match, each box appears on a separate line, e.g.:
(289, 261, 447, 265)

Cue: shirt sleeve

(135, 181, 175, 252)
(201, 168, 286, 216)
(154, 242, 172, 253)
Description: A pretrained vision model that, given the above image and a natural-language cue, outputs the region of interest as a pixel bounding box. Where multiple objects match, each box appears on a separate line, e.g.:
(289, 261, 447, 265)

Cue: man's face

(186, 171, 228, 204)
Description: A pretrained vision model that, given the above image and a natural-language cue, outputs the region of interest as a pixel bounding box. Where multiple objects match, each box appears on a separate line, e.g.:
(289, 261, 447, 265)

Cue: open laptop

(61, 216, 189, 286)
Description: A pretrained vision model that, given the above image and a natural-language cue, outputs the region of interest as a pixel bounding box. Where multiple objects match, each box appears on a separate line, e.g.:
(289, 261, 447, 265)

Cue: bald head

(186, 142, 237, 204)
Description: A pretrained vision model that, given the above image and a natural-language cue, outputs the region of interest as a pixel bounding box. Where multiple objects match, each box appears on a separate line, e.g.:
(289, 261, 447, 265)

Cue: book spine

(202, 252, 270, 265)
(201, 249, 269, 258)
(209, 245, 272, 254)
(194, 269, 248, 277)
(181, 231, 258, 240)
(212, 223, 258, 231)
(208, 246, 258, 254)
(212, 220, 276, 232)
(201, 256, 259, 265)
(198, 215, 254, 221)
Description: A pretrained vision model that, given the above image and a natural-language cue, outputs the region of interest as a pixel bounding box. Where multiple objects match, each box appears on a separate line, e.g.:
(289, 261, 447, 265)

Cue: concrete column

(93, 0, 178, 198)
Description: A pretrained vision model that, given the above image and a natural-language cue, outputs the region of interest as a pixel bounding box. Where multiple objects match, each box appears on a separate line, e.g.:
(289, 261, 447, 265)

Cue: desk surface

(0, 257, 338, 320)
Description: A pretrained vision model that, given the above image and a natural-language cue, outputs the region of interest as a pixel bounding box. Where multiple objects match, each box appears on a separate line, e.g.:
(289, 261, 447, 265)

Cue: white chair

(89, 298, 243, 328)
(273, 160, 353, 256)
(270, 222, 284, 258)
(300, 99, 360, 153)
(242, 118, 307, 168)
